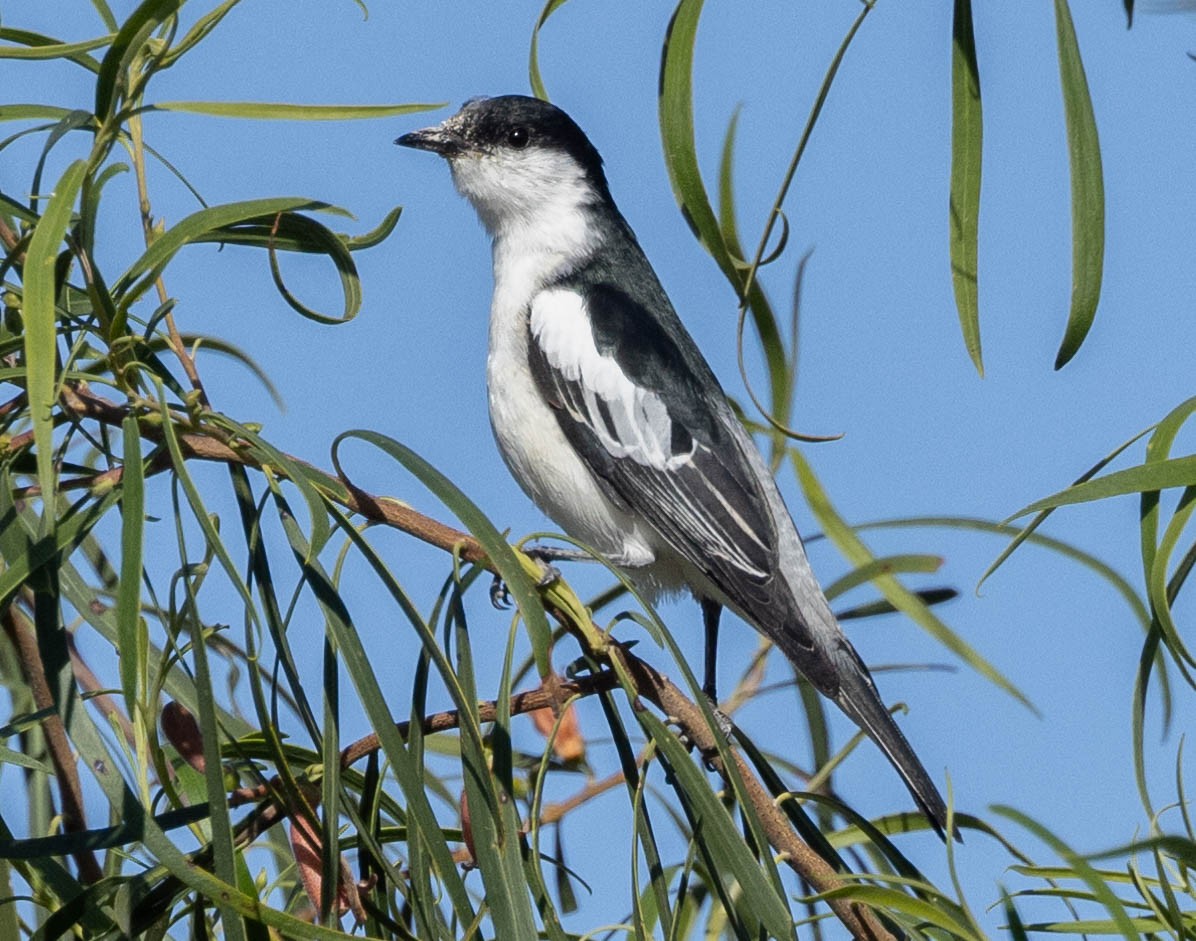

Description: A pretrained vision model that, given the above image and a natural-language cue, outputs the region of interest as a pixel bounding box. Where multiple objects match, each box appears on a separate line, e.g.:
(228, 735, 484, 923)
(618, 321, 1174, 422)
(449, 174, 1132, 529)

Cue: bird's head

(397, 95, 612, 237)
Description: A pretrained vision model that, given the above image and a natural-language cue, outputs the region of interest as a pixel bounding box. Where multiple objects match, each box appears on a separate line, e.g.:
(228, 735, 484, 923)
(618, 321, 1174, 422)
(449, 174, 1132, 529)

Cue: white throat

(449, 148, 604, 281)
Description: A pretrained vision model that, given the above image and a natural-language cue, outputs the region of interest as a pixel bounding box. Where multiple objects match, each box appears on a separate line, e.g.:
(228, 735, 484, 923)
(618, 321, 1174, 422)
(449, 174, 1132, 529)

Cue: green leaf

(0, 104, 77, 122)
(0, 35, 111, 60)
(995, 807, 1142, 941)
(857, 516, 1150, 630)
(640, 711, 794, 939)
(981, 425, 1152, 587)
(262, 212, 362, 324)
(339, 430, 552, 677)
(794, 452, 1035, 711)
(0, 27, 107, 69)
(157, 0, 241, 67)
(528, 0, 572, 100)
(94, 0, 185, 120)
(1002, 886, 1031, 941)
(117, 416, 145, 711)
(823, 554, 944, 601)
(448, 581, 541, 941)
(315, 502, 479, 928)
(658, 0, 735, 283)
(0, 743, 54, 775)
(341, 205, 403, 250)
(1010, 456, 1196, 517)
(0, 861, 18, 941)
(169, 498, 245, 941)
(808, 885, 984, 940)
(90, 0, 119, 32)
(716, 111, 798, 458)
(949, 0, 983, 375)
(23, 158, 88, 532)
(111, 196, 325, 317)
(1052, 0, 1105, 369)
(152, 383, 264, 638)
(151, 100, 445, 120)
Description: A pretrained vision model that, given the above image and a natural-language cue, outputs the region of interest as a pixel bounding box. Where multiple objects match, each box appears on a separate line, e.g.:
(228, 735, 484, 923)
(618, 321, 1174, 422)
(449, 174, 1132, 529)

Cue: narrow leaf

(112, 196, 323, 313)
(340, 430, 553, 676)
(949, 0, 983, 375)
(995, 807, 1142, 941)
(152, 100, 444, 120)
(116, 416, 145, 710)
(824, 553, 944, 600)
(0, 27, 107, 68)
(640, 711, 794, 939)
(1052, 0, 1105, 369)
(658, 0, 736, 283)
(1010, 456, 1196, 517)
(0, 104, 77, 122)
(794, 452, 1034, 710)
(23, 158, 87, 531)
(94, 0, 185, 119)
(527, 0, 572, 100)
(981, 425, 1153, 587)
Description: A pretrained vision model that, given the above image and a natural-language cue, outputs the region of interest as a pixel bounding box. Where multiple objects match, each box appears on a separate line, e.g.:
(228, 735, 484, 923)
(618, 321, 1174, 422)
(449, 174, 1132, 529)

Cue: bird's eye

(507, 126, 530, 149)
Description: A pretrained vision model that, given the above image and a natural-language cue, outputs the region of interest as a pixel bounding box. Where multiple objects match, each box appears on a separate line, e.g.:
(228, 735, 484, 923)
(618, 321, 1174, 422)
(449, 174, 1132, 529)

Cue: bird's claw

(489, 574, 513, 610)
(489, 557, 562, 610)
(704, 700, 734, 739)
(533, 559, 562, 588)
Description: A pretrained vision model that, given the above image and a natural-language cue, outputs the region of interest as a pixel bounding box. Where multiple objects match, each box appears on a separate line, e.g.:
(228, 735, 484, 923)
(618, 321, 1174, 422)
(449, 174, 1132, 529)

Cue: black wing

(526, 277, 952, 836)
(526, 279, 782, 616)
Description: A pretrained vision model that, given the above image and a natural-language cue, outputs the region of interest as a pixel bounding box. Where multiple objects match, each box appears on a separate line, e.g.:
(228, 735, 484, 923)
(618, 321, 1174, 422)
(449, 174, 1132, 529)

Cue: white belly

(486, 295, 658, 569)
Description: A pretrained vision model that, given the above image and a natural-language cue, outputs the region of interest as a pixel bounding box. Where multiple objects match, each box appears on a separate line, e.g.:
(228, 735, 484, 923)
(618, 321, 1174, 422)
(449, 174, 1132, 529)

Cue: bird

(397, 95, 950, 837)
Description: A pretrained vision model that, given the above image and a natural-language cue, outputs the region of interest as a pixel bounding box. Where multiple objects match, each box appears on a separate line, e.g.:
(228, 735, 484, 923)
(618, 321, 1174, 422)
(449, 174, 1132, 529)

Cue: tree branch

(30, 382, 894, 940)
(614, 649, 894, 941)
(1, 604, 104, 885)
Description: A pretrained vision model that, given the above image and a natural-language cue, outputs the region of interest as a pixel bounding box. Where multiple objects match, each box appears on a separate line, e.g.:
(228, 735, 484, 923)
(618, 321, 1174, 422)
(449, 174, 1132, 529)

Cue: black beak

(395, 125, 465, 157)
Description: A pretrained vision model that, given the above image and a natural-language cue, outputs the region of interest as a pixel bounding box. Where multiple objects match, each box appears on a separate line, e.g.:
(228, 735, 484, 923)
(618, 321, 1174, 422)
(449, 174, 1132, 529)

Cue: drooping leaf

(794, 452, 1035, 711)
(527, 0, 572, 100)
(658, 0, 735, 282)
(1052, 0, 1105, 369)
(949, 0, 984, 374)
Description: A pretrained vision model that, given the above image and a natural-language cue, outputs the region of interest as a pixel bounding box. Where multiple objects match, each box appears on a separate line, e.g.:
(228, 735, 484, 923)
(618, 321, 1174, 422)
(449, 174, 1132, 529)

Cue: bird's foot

(667, 700, 733, 760)
(489, 549, 564, 609)
(703, 698, 734, 739)
(489, 575, 512, 609)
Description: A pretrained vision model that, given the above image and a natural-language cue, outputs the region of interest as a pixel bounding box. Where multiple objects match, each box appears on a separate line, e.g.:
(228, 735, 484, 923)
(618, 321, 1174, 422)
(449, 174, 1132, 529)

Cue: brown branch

(539, 770, 625, 826)
(1, 604, 104, 885)
(41, 383, 488, 565)
(613, 648, 895, 941)
(29, 384, 895, 939)
(227, 671, 620, 809)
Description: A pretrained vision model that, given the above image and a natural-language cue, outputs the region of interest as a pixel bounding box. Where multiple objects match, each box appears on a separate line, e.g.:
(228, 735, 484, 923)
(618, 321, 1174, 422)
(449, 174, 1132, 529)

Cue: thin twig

(127, 108, 209, 403)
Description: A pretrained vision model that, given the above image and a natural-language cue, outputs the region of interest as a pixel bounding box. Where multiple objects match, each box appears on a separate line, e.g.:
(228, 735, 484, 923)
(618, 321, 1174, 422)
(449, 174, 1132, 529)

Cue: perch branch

(21, 382, 894, 940)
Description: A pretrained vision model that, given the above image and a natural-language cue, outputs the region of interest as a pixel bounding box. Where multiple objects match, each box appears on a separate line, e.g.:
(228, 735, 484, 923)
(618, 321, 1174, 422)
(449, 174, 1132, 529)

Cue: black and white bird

(397, 95, 950, 836)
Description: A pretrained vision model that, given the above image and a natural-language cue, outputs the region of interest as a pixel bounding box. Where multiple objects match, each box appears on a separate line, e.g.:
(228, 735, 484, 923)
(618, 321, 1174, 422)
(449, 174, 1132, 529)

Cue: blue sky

(7, 0, 1196, 933)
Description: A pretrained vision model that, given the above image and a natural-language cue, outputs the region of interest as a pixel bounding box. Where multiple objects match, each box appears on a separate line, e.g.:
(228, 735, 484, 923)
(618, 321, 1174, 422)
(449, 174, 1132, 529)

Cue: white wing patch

(530, 289, 696, 471)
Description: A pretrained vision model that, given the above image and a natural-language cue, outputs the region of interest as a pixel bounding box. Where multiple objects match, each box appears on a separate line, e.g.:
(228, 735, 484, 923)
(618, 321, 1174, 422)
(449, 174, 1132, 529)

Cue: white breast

(485, 240, 659, 571)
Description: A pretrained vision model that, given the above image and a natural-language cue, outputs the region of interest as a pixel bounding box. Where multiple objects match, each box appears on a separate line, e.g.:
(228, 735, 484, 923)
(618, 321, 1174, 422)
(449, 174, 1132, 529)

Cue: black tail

(762, 611, 956, 839)
(832, 661, 956, 841)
